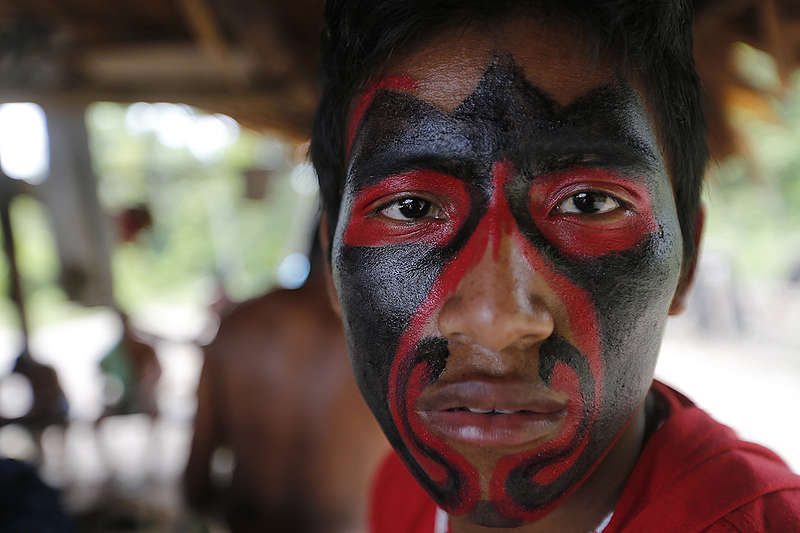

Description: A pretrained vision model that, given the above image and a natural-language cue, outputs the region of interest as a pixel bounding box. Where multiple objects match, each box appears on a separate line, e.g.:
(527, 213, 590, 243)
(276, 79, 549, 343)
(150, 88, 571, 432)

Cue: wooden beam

(0, 85, 316, 138)
(762, 0, 791, 86)
(176, 0, 245, 85)
(77, 44, 256, 87)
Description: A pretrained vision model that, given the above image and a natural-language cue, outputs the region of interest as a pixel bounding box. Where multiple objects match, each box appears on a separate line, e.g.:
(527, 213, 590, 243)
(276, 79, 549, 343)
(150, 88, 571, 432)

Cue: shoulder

(215, 289, 296, 333)
(206, 289, 304, 357)
(703, 488, 800, 532)
(369, 452, 438, 533)
(608, 382, 800, 532)
(213, 282, 335, 344)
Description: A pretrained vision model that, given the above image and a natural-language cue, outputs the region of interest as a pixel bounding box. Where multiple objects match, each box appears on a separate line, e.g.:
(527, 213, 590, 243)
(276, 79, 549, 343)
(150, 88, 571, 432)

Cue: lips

(415, 380, 568, 448)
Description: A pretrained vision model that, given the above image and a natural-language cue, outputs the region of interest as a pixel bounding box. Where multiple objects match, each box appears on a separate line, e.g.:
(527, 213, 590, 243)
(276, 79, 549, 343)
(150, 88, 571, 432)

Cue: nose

(437, 234, 554, 353)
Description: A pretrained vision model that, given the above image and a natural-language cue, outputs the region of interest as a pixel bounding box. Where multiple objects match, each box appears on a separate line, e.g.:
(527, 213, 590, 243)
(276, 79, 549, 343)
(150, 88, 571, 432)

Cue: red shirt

(369, 381, 800, 533)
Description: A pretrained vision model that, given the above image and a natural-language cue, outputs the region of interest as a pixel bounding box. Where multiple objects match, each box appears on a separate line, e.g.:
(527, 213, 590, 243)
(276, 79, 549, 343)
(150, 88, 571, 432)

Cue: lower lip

(417, 409, 566, 448)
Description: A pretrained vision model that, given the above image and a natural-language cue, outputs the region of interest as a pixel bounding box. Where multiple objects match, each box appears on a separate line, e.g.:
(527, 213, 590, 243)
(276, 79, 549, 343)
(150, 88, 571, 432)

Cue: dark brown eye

(557, 191, 620, 215)
(398, 198, 430, 218)
(379, 196, 445, 221)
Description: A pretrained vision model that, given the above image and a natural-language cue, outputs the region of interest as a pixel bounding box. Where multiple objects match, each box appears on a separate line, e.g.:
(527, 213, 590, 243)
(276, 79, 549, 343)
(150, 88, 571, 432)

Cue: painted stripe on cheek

(387, 241, 484, 515)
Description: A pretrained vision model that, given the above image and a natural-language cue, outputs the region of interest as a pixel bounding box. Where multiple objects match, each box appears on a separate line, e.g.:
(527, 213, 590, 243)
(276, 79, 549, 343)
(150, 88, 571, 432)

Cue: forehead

(380, 16, 615, 112)
(345, 19, 662, 187)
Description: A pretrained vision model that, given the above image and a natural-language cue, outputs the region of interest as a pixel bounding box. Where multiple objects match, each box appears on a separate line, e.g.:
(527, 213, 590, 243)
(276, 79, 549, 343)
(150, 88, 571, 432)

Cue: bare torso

(185, 275, 389, 533)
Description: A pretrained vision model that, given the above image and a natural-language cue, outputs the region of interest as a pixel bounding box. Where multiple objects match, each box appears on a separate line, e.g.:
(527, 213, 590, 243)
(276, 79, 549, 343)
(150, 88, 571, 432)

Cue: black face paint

(333, 54, 682, 524)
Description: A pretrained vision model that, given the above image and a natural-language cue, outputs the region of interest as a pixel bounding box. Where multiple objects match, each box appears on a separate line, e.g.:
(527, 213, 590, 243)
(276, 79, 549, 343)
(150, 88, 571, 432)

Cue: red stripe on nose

(385, 160, 605, 516)
(486, 160, 517, 257)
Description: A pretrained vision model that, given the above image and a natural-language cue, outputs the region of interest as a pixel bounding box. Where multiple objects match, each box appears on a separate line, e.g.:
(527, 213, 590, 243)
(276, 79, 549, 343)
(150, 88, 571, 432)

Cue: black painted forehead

(348, 54, 662, 185)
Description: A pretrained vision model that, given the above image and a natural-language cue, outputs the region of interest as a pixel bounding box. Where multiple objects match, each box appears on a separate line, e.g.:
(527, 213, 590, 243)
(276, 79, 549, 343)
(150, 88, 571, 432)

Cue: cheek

(333, 182, 485, 515)
(533, 215, 656, 258)
(590, 219, 684, 396)
(333, 244, 443, 391)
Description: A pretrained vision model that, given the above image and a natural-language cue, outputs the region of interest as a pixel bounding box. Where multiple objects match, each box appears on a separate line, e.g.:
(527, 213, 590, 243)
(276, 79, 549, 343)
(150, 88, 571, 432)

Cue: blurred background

(0, 1, 798, 532)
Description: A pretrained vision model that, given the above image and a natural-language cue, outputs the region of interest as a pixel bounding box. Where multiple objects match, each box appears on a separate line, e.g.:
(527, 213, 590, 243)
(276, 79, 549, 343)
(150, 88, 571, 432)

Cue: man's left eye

(556, 191, 621, 215)
(378, 197, 446, 221)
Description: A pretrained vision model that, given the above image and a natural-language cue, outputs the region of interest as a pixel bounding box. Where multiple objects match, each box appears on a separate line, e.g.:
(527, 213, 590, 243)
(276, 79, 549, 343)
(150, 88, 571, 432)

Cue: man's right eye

(378, 197, 445, 221)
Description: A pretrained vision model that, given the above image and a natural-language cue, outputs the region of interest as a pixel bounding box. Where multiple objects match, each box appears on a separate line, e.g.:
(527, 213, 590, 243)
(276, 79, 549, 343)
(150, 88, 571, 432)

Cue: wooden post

(0, 167, 30, 358)
(38, 103, 115, 307)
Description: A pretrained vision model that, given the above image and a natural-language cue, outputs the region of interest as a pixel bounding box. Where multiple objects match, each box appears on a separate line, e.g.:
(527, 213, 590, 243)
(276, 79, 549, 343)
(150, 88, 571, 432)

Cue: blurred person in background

(0, 174, 69, 466)
(96, 311, 161, 423)
(94, 309, 162, 484)
(90, 204, 162, 484)
(184, 231, 389, 533)
(3, 352, 69, 464)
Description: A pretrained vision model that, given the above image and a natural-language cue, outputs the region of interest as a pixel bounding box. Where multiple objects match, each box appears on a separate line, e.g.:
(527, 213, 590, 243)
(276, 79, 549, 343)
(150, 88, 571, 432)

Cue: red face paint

(333, 54, 684, 527)
(377, 161, 609, 519)
(347, 75, 418, 156)
(343, 170, 471, 248)
(529, 167, 658, 259)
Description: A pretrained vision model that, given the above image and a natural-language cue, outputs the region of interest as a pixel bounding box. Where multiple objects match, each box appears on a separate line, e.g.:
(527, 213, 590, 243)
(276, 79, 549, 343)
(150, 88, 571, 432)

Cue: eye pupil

(573, 192, 602, 213)
(398, 197, 430, 219)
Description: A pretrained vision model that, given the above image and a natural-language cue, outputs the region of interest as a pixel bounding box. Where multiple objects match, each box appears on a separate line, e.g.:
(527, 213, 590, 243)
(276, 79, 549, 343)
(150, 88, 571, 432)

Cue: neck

(450, 392, 653, 533)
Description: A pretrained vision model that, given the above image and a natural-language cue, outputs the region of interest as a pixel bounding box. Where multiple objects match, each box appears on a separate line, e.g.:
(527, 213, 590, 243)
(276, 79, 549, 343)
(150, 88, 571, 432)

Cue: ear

(669, 206, 704, 315)
(319, 216, 342, 318)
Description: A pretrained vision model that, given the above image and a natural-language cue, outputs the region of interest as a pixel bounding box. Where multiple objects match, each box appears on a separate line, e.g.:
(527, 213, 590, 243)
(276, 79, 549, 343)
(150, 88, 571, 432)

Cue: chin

(468, 501, 525, 528)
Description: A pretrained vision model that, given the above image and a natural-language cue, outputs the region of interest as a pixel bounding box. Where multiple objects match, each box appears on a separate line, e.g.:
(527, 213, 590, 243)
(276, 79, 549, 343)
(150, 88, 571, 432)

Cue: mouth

(415, 379, 568, 448)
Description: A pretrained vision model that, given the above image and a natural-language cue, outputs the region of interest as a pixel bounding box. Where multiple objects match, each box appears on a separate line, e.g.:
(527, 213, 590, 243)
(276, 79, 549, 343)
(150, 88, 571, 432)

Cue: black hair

(310, 0, 707, 268)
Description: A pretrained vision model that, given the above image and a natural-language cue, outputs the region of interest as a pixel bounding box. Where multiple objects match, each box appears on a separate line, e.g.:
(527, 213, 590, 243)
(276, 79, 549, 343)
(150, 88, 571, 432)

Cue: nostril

(439, 292, 554, 352)
(513, 333, 552, 351)
(436, 241, 556, 352)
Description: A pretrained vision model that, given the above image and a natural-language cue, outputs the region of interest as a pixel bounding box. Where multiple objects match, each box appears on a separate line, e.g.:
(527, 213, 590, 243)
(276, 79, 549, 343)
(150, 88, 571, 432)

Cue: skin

(326, 17, 699, 533)
(184, 270, 389, 533)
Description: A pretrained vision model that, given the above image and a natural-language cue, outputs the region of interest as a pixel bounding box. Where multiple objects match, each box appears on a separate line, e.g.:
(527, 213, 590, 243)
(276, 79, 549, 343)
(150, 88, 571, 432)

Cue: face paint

(332, 53, 682, 526)
(347, 75, 418, 156)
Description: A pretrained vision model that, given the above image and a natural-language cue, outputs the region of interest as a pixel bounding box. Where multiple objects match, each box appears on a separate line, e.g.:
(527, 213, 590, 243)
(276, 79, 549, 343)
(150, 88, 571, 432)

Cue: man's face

(330, 19, 684, 526)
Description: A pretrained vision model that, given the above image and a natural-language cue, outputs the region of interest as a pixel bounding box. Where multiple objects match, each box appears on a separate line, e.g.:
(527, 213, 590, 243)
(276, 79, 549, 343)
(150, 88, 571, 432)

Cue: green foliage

(87, 103, 313, 311)
(0, 195, 91, 328)
(0, 102, 314, 329)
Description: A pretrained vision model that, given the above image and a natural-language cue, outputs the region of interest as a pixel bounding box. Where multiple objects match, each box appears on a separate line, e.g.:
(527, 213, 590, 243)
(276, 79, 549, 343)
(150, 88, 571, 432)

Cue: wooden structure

(0, 0, 322, 139)
(0, 0, 797, 150)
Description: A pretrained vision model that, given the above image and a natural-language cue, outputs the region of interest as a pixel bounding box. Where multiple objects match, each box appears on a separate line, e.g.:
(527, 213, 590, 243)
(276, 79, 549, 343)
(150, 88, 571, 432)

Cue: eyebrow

(514, 130, 659, 175)
(350, 126, 658, 190)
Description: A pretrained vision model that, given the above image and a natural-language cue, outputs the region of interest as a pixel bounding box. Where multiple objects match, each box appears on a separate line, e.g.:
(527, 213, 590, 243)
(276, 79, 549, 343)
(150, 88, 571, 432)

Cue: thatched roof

(1, 0, 799, 153)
